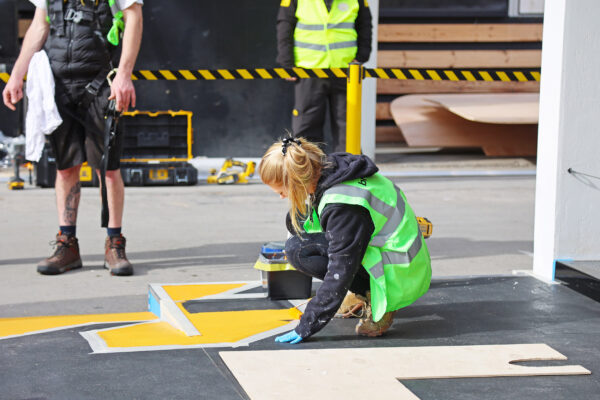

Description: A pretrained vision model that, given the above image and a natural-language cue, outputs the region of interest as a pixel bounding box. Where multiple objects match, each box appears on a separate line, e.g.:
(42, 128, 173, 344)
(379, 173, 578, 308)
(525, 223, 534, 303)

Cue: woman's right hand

(275, 330, 303, 344)
(2, 76, 24, 111)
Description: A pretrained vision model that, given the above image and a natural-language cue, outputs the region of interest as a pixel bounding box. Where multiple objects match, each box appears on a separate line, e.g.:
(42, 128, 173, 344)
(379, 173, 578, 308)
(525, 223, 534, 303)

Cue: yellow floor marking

(98, 308, 299, 347)
(0, 312, 156, 338)
(163, 283, 247, 302)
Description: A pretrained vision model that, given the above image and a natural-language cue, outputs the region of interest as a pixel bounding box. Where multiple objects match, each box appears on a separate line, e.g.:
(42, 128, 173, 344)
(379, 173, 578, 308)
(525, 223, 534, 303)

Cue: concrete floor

(0, 171, 536, 317)
(1, 155, 599, 400)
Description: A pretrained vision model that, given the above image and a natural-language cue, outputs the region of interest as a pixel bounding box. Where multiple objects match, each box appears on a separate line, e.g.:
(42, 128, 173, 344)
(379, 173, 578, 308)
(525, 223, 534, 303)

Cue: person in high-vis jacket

(259, 137, 431, 343)
(277, 0, 372, 152)
(2, 0, 143, 276)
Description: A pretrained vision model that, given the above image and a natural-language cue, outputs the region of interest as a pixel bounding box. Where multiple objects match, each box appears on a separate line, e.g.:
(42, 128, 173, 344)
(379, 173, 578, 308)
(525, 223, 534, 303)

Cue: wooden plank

(376, 102, 393, 120)
(378, 23, 543, 43)
(377, 49, 541, 68)
(376, 126, 405, 143)
(377, 79, 540, 95)
(18, 19, 32, 39)
(389, 94, 538, 156)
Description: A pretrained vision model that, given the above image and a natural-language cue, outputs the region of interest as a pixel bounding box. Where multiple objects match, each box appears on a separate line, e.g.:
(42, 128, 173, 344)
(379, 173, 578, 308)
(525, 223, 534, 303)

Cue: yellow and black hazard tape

(1, 67, 540, 84)
(130, 67, 541, 82)
(365, 67, 540, 82)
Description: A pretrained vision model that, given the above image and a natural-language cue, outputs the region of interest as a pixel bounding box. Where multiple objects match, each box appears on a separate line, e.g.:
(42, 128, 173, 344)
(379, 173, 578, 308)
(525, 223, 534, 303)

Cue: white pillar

(360, 0, 378, 159)
(533, 0, 600, 280)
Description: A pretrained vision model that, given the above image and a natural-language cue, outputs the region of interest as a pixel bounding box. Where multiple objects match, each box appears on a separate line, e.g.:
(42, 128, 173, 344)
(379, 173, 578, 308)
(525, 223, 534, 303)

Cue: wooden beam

(376, 102, 393, 120)
(18, 19, 32, 39)
(378, 23, 543, 43)
(376, 126, 405, 143)
(377, 79, 540, 95)
(377, 50, 542, 68)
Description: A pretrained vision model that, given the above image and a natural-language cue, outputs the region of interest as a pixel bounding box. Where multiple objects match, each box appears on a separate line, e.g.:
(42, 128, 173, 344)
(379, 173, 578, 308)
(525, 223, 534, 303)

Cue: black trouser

(291, 77, 347, 153)
(50, 79, 124, 171)
(285, 232, 370, 297)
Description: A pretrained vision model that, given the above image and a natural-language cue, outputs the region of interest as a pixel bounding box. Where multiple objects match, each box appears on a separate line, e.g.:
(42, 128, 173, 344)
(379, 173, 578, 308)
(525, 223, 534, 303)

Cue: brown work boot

(335, 291, 367, 318)
(355, 292, 395, 337)
(37, 233, 83, 275)
(104, 235, 133, 276)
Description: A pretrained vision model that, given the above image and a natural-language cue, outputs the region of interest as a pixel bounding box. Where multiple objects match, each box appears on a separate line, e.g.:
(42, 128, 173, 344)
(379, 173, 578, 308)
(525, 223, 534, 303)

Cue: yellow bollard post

(346, 62, 363, 155)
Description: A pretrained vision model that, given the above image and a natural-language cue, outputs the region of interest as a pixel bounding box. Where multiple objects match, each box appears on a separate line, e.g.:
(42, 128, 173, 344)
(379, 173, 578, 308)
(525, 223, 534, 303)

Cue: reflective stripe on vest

(294, 0, 359, 68)
(369, 236, 423, 279)
(296, 22, 356, 30)
(319, 184, 406, 248)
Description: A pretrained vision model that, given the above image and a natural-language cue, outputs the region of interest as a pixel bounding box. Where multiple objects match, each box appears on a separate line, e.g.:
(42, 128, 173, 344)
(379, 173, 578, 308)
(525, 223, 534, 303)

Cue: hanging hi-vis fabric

(294, 0, 359, 68)
(106, 0, 124, 46)
(304, 173, 432, 322)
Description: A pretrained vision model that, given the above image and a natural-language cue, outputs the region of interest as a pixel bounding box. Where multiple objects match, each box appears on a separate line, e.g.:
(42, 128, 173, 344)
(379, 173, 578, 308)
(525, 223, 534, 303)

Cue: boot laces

(110, 238, 126, 259)
(49, 237, 72, 256)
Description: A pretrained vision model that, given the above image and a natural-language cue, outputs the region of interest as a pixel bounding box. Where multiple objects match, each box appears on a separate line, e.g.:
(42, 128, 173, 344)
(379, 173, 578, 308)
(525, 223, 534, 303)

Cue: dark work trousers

(292, 77, 347, 153)
(285, 232, 370, 297)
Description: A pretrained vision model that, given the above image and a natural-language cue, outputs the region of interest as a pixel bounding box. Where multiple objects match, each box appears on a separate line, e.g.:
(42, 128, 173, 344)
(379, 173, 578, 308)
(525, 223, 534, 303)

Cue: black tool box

(35, 110, 197, 187)
(118, 110, 197, 186)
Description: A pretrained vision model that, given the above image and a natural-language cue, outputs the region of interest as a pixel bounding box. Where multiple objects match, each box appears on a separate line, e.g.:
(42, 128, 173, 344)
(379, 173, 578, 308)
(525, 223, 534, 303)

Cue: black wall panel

(134, 1, 293, 157)
(380, 0, 508, 18)
(0, 0, 18, 61)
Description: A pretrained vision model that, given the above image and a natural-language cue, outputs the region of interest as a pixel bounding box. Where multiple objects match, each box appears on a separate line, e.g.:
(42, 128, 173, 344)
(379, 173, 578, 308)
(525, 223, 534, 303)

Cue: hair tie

(282, 137, 302, 155)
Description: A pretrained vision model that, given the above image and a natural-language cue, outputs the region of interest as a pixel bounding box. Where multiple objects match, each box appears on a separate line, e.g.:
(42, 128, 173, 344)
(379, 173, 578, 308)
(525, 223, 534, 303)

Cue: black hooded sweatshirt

(294, 153, 379, 338)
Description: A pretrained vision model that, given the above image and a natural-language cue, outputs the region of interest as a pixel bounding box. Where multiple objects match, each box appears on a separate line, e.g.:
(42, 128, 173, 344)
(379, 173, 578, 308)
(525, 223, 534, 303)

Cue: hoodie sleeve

(276, 0, 297, 68)
(294, 203, 374, 338)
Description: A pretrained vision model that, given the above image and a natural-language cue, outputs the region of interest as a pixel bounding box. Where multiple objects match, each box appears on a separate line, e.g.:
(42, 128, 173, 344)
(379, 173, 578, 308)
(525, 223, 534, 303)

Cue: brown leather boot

(37, 233, 83, 275)
(104, 235, 133, 276)
(335, 292, 367, 318)
(355, 291, 395, 337)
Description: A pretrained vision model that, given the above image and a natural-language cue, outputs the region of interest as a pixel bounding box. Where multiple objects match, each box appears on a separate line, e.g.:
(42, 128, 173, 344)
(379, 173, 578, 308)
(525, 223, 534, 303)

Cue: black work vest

(45, 0, 116, 82)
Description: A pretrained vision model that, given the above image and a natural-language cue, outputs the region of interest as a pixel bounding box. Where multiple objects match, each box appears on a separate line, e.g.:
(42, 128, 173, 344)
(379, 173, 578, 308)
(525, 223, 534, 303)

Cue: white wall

(509, 0, 544, 16)
(533, 0, 600, 280)
(360, 0, 378, 159)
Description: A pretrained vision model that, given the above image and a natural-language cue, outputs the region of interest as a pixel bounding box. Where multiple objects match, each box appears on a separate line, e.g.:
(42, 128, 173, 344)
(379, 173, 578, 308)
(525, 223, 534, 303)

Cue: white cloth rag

(25, 50, 62, 162)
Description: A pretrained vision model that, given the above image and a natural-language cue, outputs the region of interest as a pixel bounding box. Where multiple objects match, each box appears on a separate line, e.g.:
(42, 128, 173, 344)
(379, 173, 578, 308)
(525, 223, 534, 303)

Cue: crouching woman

(258, 137, 432, 344)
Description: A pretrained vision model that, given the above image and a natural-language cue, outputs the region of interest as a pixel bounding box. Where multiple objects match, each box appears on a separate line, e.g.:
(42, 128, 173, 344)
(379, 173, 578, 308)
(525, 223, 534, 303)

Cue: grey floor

(2, 155, 598, 399)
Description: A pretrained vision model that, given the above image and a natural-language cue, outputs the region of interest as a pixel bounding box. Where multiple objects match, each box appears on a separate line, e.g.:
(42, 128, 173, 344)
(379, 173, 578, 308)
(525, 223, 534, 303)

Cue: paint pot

(254, 242, 312, 299)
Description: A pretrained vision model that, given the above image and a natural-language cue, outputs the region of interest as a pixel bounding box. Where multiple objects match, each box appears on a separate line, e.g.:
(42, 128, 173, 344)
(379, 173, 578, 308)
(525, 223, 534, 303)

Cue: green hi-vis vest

(294, 0, 359, 68)
(304, 173, 432, 322)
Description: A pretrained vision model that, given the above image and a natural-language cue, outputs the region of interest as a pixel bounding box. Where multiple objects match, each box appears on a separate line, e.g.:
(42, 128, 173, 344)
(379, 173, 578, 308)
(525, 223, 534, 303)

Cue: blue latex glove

(275, 330, 303, 344)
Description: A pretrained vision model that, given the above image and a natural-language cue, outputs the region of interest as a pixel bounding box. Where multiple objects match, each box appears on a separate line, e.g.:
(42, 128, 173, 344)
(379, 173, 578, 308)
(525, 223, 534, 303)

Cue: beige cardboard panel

(220, 344, 589, 400)
(390, 94, 538, 156)
(425, 93, 540, 124)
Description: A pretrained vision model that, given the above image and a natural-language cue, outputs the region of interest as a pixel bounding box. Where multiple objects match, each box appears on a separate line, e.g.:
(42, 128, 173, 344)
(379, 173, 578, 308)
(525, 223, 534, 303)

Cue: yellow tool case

(35, 110, 197, 187)
(118, 110, 197, 186)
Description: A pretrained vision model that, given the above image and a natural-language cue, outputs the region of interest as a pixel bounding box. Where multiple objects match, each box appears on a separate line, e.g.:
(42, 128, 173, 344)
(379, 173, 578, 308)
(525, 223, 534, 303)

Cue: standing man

(277, 0, 372, 152)
(2, 0, 143, 276)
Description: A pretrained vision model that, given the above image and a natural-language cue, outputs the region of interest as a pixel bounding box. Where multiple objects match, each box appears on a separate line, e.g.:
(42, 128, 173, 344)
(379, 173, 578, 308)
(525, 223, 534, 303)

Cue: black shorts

(50, 80, 124, 171)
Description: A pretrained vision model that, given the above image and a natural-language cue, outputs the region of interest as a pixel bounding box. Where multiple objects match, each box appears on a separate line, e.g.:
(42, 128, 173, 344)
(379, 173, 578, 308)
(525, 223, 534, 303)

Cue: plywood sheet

(220, 344, 590, 400)
(390, 94, 538, 156)
(425, 93, 539, 124)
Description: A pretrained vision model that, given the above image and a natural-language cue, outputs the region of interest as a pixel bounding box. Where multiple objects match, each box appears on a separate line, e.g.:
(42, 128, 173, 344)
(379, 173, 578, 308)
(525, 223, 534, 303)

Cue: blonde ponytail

(259, 137, 326, 233)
